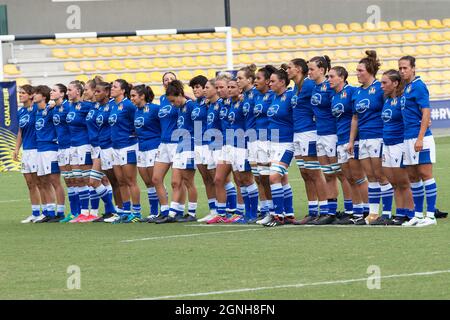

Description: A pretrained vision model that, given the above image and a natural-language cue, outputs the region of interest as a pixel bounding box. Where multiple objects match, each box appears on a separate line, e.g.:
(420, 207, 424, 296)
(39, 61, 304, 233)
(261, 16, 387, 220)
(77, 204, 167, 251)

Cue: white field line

(137, 269, 450, 300)
(184, 224, 411, 228)
(121, 227, 263, 243)
(0, 199, 28, 203)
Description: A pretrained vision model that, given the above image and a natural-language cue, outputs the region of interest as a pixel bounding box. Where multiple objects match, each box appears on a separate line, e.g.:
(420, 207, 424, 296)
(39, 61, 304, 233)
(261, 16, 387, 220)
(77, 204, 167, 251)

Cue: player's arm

(347, 114, 358, 155)
(14, 128, 23, 161)
(415, 108, 430, 152)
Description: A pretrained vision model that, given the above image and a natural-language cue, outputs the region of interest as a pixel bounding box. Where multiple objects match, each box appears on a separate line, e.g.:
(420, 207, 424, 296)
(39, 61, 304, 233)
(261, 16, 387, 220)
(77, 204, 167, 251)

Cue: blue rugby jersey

(191, 97, 209, 146)
(292, 78, 316, 133)
(206, 98, 224, 149)
(401, 76, 432, 140)
(175, 99, 197, 151)
(331, 84, 357, 145)
(267, 89, 294, 143)
(242, 87, 257, 130)
(227, 98, 247, 147)
(352, 80, 384, 140)
(253, 90, 275, 140)
(18, 104, 38, 150)
(382, 96, 405, 146)
(66, 101, 91, 147)
(158, 94, 179, 143)
(310, 79, 336, 136)
(52, 100, 71, 149)
(95, 101, 113, 149)
(86, 102, 102, 148)
(134, 103, 161, 152)
(219, 98, 232, 144)
(35, 105, 58, 152)
(108, 98, 138, 149)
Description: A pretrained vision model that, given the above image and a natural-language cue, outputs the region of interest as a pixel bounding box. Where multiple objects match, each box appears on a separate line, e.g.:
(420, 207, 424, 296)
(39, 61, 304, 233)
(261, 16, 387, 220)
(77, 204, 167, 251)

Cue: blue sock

(328, 198, 337, 215)
(308, 201, 318, 217)
(344, 199, 353, 214)
(368, 182, 381, 213)
(123, 201, 131, 214)
(148, 187, 159, 216)
(208, 198, 217, 213)
(217, 202, 227, 217)
(89, 187, 100, 211)
(188, 202, 197, 217)
(132, 204, 141, 217)
(57, 205, 65, 218)
(78, 186, 90, 211)
(95, 185, 116, 214)
(225, 182, 237, 212)
(406, 209, 415, 219)
(319, 200, 328, 216)
(282, 184, 294, 216)
(68, 187, 80, 215)
(395, 208, 406, 217)
(32, 205, 41, 217)
(236, 203, 245, 216)
(363, 203, 370, 215)
(247, 183, 260, 220)
(42, 206, 48, 217)
(270, 183, 284, 216)
(47, 203, 56, 218)
(353, 203, 364, 217)
(381, 183, 394, 216)
(160, 204, 170, 217)
(424, 178, 437, 215)
(411, 181, 424, 217)
(240, 186, 250, 218)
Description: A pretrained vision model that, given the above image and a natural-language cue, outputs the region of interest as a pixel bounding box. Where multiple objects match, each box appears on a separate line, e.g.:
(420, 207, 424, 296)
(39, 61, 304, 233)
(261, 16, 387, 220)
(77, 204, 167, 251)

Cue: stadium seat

(416, 33, 431, 42)
(113, 37, 129, 43)
(281, 25, 296, 35)
(416, 19, 431, 30)
(142, 35, 157, 41)
(240, 27, 255, 37)
(71, 38, 86, 45)
(268, 25, 283, 36)
(415, 59, 428, 69)
(429, 58, 442, 68)
(254, 26, 269, 37)
(322, 37, 337, 47)
(294, 38, 309, 48)
(309, 24, 323, 34)
(104, 74, 119, 83)
(55, 39, 72, 45)
(379, 21, 391, 31)
(266, 52, 282, 63)
(76, 74, 90, 83)
(402, 33, 417, 43)
(443, 69, 450, 79)
(239, 41, 254, 51)
(335, 50, 349, 60)
(166, 44, 182, 54)
(442, 18, 450, 28)
(85, 38, 101, 44)
(442, 84, 450, 94)
(346, 62, 359, 73)
(181, 57, 197, 67)
(183, 43, 199, 54)
(236, 54, 252, 65)
(428, 84, 444, 96)
(52, 49, 68, 59)
(211, 42, 226, 52)
(363, 22, 380, 31)
(192, 69, 208, 77)
(305, 51, 320, 61)
(389, 20, 405, 31)
(232, 42, 240, 52)
(153, 86, 164, 97)
(385, 60, 399, 70)
(186, 33, 202, 40)
(429, 32, 444, 42)
(279, 52, 293, 62)
(322, 24, 337, 33)
(67, 48, 83, 58)
(210, 55, 225, 66)
(335, 37, 350, 46)
(109, 60, 125, 70)
(119, 73, 135, 83)
(403, 20, 418, 30)
(126, 46, 141, 56)
(128, 36, 144, 43)
(41, 39, 56, 45)
(178, 70, 193, 81)
(196, 56, 212, 67)
(156, 35, 172, 41)
(198, 43, 213, 53)
(416, 45, 432, 55)
(94, 60, 111, 71)
(97, 47, 113, 57)
(100, 37, 115, 43)
(199, 33, 215, 40)
(150, 72, 164, 82)
(308, 38, 323, 48)
(428, 70, 442, 81)
(389, 34, 404, 44)
(376, 47, 390, 58)
(254, 40, 268, 50)
(362, 35, 378, 45)
(267, 39, 282, 50)
(82, 47, 98, 58)
(64, 62, 80, 73)
(153, 58, 167, 68)
(167, 57, 183, 68)
(375, 34, 390, 45)
(444, 31, 450, 41)
(124, 59, 139, 70)
(80, 61, 95, 72)
(429, 19, 444, 29)
(207, 69, 217, 78)
(231, 27, 242, 38)
(348, 49, 363, 60)
(295, 24, 310, 35)
(15, 78, 30, 86)
(430, 45, 444, 55)
(112, 47, 127, 56)
(280, 39, 296, 49)
(402, 46, 416, 56)
(252, 53, 266, 64)
(171, 34, 186, 41)
(135, 72, 152, 83)
(336, 23, 350, 33)
(154, 45, 170, 55)
(349, 36, 364, 46)
(349, 22, 364, 32)
(140, 45, 155, 56)
(347, 75, 358, 85)
(389, 47, 403, 57)
(443, 44, 450, 55)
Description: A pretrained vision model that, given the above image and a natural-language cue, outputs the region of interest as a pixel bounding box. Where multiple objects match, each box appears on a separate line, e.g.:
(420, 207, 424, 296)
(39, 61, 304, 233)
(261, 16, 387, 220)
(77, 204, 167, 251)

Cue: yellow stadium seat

(210, 55, 225, 66)
(126, 46, 141, 56)
(71, 38, 86, 45)
(375, 34, 390, 44)
(112, 46, 127, 56)
(142, 35, 157, 41)
(281, 25, 296, 36)
(254, 26, 269, 37)
(41, 39, 56, 45)
(268, 25, 283, 36)
(76, 74, 90, 83)
(178, 70, 193, 81)
(309, 24, 323, 34)
(152, 58, 167, 68)
(55, 38, 72, 45)
(363, 22, 379, 32)
(135, 72, 151, 83)
(279, 52, 293, 62)
(140, 45, 155, 56)
(429, 19, 444, 29)
(207, 69, 217, 79)
(198, 43, 213, 53)
(266, 52, 282, 63)
(443, 44, 450, 54)
(153, 86, 164, 97)
(199, 33, 215, 39)
(239, 41, 253, 51)
(104, 74, 119, 83)
(295, 24, 310, 35)
(322, 37, 337, 47)
(389, 34, 404, 44)
(336, 23, 350, 33)
(402, 33, 417, 43)
(154, 45, 170, 55)
(252, 53, 266, 64)
(85, 38, 101, 44)
(362, 35, 378, 45)
(429, 45, 444, 55)
(150, 72, 164, 82)
(185, 33, 201, 40)
(442, 69, 450, 79)
(15, 78, 30, 86)
(183, 43, 199, 54)
(420, 72, 431, 82)
(232, 27, 242, 38)
(335, 50, 349, 60)
(124, 59, 139, 70)
(416, 45, 431, 55)
(166, 57, 181, 68)
(67, 48, 83, 58)
(429, 58, 442, 68)
(444, 31, 450, 41)
(389, 20, 404, 31)
(402, 46, 416, 56)
(442, 84, 450, 94)
(109, 60, 125, 70)
(171, 34, 186, 41)
(196, 56, 212, 67)
(240, 27, 255, 37)
(165, 44, 182, 55)
(347, 75, 358, 85)
(96, 47, 113, 57)
(389, 47, 403, 57)
(415, 59, 428, 69)
(322, 50, 335, 61)
(379, 21, 391, 31)
(64, 62, 80, 73)
(211, 42, 226, 52)
(346, 62, 359, 73)
(193, 69, 208, 77)
(280, 39, 296, 49)
(113, 37, 129, 43)
(403, 20, 419, 30)
(429, 32, 444, 42)
(237, 54, 252, 65)
(376, 47, 390, 59)
(52, 49, 68, 59)
(416, 19, 431, 30)
(428, 71, 442, 82)
(335, 37, 350, 46)
(267, 39, 282, 50)
(254, 40, 267, 50)
(128, 36, 144, 43)
(322, 24, 337, 34)
(119, 73, 136, 83)
(308, 38, 323, 48)
(232, 42, 240, 52)
(181, 57, 197, 67)
(294, 38, 309, 48)
(94, 60, 111, 71)
(349, 36, 364, 46)
(349, 22, 364, 32)
(348, 49, 363, 60)
(428, 84, 444, 96)
(416, 33, 431, 42)
(81, 47, 97, 58)
(385, 60, 398, 70)
(100, 37, 115, 43)
(80, 61, 95, 72)
(305, 51, 320, 61)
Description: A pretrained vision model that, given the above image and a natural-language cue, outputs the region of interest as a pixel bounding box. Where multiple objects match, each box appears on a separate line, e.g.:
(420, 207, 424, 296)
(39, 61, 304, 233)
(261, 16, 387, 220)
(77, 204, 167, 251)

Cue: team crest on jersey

(381, 108, 393, 122)
(321, 84, 327, 92)
(104, 104, 110, 112)
(75, 103, 81, 110)
(331, 103, 345, 118)
(134, 117, 145, 129)
(219, 107, 228, 119)
(267, 104, 280, 117)
(58, 106, 64, 112)
(27, 106, 33, 112)
(369, 87, 376, 95)
(95, 103, 100, 109)
(144, 106, 149, 113)
(235, 102, 240, 109)
(214, 103, 219, 111)
(406, 85, 412, 94)
(243, 102, 250, 115)
(341, 91, 347, 99)
(42, 109, 48, 116)
(118, 104, 123, 111)
(391, 98, 397, 106)
(281, 95, 286, 102)
(249, 91, 254, 99)
(263, 94, 269, 101)
(86, 110, 95, 121)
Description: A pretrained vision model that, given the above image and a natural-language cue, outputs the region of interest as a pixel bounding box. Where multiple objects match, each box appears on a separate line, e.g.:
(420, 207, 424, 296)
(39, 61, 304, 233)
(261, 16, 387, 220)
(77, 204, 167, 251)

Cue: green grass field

(0, 137, 449, 300)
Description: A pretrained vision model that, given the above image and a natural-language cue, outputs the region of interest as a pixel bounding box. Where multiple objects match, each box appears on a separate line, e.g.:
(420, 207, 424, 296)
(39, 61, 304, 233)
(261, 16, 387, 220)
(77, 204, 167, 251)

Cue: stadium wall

(1, 0, 448, 35)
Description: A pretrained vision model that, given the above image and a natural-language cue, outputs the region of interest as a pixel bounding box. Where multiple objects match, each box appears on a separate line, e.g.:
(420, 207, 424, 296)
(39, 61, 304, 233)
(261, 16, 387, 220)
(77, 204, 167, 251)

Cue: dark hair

(114, 79, 132, 98)
(330, 66, 349, 82)
(132, 84, 155, 103)
(86, 75, 103, 90)
(239, 63, 257, 82)
(166, 79, 184, 97)
(359, 50, 381, 76)
(20, 84, 35, 96)
(258, 64, 277, 80)
(309, 55, 331, 74)
(399, 55, 416, 68)
(97, 81, 111, 93)
(189, 75, 208, 89)
(291, 58, 309, 92)
(69, 80, 85, 97)
(383, 69, 404, 97)
(35, 85, 51, 103)
(273, 64, 289, 86)
(54, 83, 68, 101)
(162, 71, 177, 82)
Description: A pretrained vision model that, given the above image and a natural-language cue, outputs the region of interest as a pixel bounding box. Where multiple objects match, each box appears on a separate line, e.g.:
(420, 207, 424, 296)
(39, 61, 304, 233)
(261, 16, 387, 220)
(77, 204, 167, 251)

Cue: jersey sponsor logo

(158, 105, 172, 118)
(96, 115, 104, 127)
(243, 102, 250, 116)
(291, 95, 298, 107)
(207, 112, 215, 125)
(108, 114, 117, 126)
(310, 93, 322, 106)
(355, 99, 370, 113)
(219, 107, 228, 120)
(400, 96, 406, 110)
(66, 111, 76, 123)
(86, 109, 95, 121)
(381, 108, 393, 122)
(227, 111, 236, 124)
(52, 114, 61, 126)
(254, 104, 263, 117)
(267, 104, 280, 117)
(191, 107, 201, 120)
(35, 118, 45, 131)
(134, 116, 145, 129)
(177, 115, 185, 128)
(331, 103, 345, 118)
(19, 114, 30, 128)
